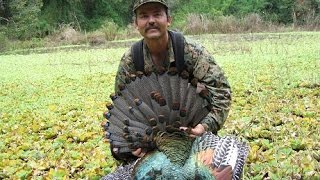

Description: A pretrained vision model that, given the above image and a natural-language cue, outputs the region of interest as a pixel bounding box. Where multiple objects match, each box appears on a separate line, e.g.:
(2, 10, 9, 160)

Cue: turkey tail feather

(103, 70, 212, 156)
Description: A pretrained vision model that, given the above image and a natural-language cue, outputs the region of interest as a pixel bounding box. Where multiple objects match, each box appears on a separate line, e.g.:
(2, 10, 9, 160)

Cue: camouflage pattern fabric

(133, 0, 168, 12)
(114, 35, 231, 133)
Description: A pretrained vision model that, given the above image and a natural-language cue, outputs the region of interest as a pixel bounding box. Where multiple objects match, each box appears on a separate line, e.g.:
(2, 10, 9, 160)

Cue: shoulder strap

(131, 30, 185, 72)
(168, 30, 185, 72)
(131, 39, 144, 72)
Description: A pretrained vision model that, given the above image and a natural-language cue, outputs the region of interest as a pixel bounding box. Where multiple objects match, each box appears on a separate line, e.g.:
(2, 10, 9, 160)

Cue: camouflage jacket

(114, 35, 231, 133)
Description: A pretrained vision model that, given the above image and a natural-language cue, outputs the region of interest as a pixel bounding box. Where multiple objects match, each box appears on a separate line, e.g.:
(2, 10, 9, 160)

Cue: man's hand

(197, 149, 214, 166)
(132, 148, 145, 157)
(211, 165, 233, 180)
(198, 150, 233, 180)
(180, 124, 206, 138)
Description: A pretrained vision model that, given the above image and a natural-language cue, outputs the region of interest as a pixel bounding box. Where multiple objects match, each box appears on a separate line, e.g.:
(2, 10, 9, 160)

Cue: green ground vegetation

(0, 32, 319, 179)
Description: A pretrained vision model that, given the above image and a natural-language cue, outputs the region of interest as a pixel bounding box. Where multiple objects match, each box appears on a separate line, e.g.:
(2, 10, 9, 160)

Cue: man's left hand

(180, 124, 205, 138)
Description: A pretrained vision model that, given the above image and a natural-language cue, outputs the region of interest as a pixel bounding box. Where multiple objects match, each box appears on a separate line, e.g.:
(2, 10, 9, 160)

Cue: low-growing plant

(181, 13, 302, 35)
(0, 32, 9, 52)
(86, 31, 106, 46)
(211, 15, 241, 33)
(183, 13, 210, 34)
(101, 20, 119, 41)
(120, 23, 141, 39)
(242, 13, 264, 32)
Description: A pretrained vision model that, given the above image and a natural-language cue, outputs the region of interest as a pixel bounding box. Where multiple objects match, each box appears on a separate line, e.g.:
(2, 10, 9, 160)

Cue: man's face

(135, 3, 171, 40)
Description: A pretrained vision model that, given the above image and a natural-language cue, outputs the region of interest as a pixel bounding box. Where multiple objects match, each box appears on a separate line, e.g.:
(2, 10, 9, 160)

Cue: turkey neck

(154, 132, 194, 166)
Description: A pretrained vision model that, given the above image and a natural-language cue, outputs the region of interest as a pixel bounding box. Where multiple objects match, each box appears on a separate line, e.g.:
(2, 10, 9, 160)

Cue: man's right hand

(132, 148, 145, 157)
(211, 165, 233, 180)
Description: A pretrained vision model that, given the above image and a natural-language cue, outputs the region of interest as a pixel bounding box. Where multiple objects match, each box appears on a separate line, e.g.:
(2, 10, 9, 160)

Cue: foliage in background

(4, 0, 43, 39)
(0, 32, 8, 51)
(39, 0, 87, 34)
(172, 0, 320, 26)
(0, 0, 320, 42)
(39, 0, 132, 31)
(0, 32, 319, 179)
(0, 0, 133, 40)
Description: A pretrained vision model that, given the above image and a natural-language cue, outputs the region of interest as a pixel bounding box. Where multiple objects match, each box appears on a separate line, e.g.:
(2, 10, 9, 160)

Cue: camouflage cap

(133, 0, 168, 12)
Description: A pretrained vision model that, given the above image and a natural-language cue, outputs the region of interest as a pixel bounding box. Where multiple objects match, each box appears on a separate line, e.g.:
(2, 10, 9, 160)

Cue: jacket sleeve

(184, 40, 231, 133)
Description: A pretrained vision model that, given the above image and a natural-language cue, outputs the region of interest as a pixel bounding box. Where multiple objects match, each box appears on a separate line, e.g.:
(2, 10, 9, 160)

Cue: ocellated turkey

(101, 67, 249, 179)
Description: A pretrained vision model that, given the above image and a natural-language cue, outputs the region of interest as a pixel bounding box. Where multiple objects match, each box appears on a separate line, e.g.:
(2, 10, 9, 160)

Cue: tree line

(0, 0, 319, 40)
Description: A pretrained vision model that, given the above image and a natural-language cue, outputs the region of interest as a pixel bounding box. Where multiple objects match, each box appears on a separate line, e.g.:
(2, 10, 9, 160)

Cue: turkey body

(102, 69, 249, 180)
(103, 132, 248, 180)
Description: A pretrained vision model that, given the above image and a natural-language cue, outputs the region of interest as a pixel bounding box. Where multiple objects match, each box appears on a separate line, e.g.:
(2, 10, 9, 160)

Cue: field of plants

(0, 32, 319, 179)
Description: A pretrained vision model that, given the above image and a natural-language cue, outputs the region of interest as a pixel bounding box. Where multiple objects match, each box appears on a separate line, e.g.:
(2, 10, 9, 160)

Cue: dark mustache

(145, 25, 160, 32)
